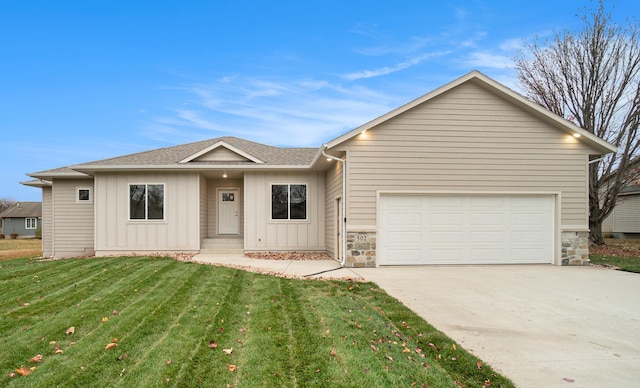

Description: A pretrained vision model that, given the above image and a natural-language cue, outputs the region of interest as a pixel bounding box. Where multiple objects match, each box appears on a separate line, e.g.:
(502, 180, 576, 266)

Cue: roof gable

(325, 70, 617, 155)
(178, 141, 264, 164)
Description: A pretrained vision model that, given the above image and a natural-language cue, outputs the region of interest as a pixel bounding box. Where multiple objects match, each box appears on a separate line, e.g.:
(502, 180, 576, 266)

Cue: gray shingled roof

(0, 202, 42, 218)
(74, 137, 319, 167)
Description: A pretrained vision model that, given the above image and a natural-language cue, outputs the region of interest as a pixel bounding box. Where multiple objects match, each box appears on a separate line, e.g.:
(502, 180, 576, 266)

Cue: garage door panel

(429, 231, 464, 243)
(470, 230, 504, 243)
(379, 194, 554, 265)
(431, 212, 464, 225)
(385, 212, 421, 225)
(429, 248, 466, 262)
(388, 230, 421, 243)
(471, 213, 504, 225)
(381, 249, 423, 264)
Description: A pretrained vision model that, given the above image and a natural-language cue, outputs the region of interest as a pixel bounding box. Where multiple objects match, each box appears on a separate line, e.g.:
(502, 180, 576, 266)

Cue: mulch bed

(244, 251, 332, 261)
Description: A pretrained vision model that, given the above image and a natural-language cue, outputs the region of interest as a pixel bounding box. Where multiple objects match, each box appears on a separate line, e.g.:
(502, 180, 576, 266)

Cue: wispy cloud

(343, 51, 450, 81)
(147, 77, 402, 147)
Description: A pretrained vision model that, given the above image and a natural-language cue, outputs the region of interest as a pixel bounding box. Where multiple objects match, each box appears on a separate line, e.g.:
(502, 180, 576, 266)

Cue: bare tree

(0, 198, 17, 215)
(515, 0, 640, 244)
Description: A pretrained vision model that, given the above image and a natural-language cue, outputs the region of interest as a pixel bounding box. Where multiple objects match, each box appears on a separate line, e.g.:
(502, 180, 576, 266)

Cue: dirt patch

(244, 251, 332, 261)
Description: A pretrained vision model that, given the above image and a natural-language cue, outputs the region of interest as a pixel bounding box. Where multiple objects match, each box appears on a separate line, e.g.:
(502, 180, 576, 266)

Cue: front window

(271, 184, 307, 220)
(25, 218, 37, 229)
(130, 184, 164, 220)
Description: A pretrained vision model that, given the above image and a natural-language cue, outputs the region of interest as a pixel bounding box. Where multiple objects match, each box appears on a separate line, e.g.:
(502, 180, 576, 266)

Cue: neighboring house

(22, 71, 616, 266)
(603, 185, 640, 238)
(0, 202, 42, 238)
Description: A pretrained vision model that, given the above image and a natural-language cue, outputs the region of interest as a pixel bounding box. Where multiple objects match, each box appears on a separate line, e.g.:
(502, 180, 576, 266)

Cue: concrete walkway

(192, 254, 640, 387)
(193, 253, 364, 280)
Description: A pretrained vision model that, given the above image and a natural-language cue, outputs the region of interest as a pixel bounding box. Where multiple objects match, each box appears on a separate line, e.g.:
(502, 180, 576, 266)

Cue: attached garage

(378, 193, 555, 265)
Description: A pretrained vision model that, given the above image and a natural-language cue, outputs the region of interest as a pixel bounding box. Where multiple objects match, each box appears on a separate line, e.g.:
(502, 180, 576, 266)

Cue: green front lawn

(588, 255, 640, 273)
(0, 256, 512, 387)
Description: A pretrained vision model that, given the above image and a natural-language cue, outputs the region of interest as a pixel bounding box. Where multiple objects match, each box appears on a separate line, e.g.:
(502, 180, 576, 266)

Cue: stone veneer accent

(561, 231, 590, 266)
(345, 231, 377, 268)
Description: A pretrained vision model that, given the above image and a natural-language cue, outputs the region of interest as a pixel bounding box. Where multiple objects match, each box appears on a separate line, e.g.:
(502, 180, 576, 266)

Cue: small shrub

(10, 233, 18, 239)
(0, 233, 4, 239)
(35, 225, 42, 239)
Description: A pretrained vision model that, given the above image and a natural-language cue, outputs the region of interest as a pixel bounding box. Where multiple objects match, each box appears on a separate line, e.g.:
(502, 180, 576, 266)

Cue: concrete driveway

(353, 265, 640, 387)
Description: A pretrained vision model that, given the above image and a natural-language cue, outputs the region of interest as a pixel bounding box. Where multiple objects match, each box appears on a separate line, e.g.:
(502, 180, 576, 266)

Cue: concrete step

(200, 238, 244, 253)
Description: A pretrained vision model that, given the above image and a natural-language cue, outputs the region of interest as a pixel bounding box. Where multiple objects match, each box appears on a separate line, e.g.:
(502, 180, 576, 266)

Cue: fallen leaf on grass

(8, 372, 15, 378)
(112, 338, 118, 343)
(105, 343, 118, 350)
(385, 355, 394, 362)
(223, 348, 233, 355)
(228, 364, 237, 372)
(55, 349, 64, 354)
(15, 367, 31, 376)
(29, 355, 43, 363)
(102, 317, 109, 323)
(329, 349, 337, 357)
(112, 310, 119, 315)
(66, 326, 75, 335)
(476, 361, 483, 370)
(166, 359, 172, 365)
(208, 340, 218, 349)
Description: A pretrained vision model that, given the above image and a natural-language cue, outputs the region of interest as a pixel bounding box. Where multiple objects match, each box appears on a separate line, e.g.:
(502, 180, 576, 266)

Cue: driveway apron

(353, 265, 640, 387)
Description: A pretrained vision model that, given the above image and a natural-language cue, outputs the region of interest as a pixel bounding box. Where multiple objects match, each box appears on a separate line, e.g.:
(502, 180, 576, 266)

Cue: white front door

(218, 189, 239, 235)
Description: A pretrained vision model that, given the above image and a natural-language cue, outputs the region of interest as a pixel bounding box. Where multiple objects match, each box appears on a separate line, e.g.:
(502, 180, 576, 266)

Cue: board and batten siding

(206, 178, 244, 237)
(244, 171, 325, 251)
(94, 172, 200, 254)
(42, 186, 53, 257)
(332, 81, 595, 230)
(51, 178, 95, 258)
(324, 161, 343, 257)
(200, 176, 208, 240)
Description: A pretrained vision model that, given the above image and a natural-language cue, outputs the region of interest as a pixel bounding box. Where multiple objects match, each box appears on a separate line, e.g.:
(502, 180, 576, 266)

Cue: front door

(218, 189, 239, 235)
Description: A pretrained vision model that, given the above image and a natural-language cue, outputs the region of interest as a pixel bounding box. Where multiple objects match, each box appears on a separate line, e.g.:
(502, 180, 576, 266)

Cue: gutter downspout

(322, 145, 347, 267)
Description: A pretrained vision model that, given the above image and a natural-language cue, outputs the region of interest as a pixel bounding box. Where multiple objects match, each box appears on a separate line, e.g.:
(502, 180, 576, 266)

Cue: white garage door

(379, 194, 554, 265)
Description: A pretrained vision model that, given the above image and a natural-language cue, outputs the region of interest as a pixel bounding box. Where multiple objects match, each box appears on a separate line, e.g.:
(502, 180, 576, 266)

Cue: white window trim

(128, 183, 166, 222)
(76, 187, 93, 203)
(25, 218, 37, 229)
(269, 183, 309, 222)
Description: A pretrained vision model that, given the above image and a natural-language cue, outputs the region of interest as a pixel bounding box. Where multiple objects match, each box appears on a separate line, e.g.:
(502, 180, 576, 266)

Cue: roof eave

(72, 164, 316, 174)
(21, 179, 52, 188)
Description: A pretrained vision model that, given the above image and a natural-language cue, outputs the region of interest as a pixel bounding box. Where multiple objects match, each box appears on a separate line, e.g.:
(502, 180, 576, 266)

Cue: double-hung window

(129, 184, 164, 220)
(25, 218, 37, 229)
(271, 184, 307, 220)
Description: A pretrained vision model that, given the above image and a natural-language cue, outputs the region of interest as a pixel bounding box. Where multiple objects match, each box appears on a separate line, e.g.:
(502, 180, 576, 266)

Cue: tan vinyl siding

(51, 178, 94, 258)
(206, 178, 244, 237)
(199, 175, 208, 241)
(333, 82, 593, 229)
(325, 161, 343, 257)
(603, 194, 640, 233)
(94, 172, 200, 254)
(42, 186, 53, 257)
(245, 171, 325, 251)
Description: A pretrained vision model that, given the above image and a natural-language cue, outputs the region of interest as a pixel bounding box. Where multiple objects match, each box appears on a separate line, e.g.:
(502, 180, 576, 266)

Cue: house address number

(355, 235, 368, 241)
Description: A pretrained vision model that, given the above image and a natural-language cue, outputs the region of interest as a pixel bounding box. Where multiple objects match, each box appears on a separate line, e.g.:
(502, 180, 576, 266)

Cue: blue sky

(1, 1, 636, 201)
